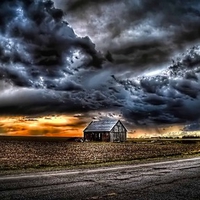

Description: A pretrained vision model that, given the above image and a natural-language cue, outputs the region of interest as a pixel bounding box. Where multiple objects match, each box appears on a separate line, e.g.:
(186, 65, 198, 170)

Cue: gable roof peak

(84, 119, 119, 132)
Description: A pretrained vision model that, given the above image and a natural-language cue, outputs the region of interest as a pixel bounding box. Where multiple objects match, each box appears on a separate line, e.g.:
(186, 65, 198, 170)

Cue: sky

(1, 0, 200, 137)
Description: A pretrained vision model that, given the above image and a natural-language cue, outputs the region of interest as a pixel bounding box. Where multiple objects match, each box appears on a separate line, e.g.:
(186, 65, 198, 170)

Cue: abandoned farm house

(83, 120, 127, 142)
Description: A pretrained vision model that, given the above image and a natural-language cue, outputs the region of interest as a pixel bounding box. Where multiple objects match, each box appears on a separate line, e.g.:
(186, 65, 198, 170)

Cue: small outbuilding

(83, 119, 127, 142)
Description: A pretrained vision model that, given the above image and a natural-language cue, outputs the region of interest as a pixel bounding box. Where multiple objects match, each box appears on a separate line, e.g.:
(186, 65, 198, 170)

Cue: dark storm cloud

(0, 0, 113, 118)
(183, 123, 200, 131)
(1, 0, 200, 128)
(117, 46, 200, 124)
(55, 0, 200, 70)
(0, 0, 104, 90)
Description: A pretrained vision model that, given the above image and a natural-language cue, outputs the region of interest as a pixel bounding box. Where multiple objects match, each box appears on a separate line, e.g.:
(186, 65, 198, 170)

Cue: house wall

(102, 132, 110, 142)
(110, 121, 127, 142)
(84, 132, 110, 142)
(84, 132, 93, 141)
(84, 121, 127, 142)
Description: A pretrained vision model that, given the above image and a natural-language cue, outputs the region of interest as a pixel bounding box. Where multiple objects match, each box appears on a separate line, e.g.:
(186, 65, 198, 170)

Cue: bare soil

(1, 137, 200, 171)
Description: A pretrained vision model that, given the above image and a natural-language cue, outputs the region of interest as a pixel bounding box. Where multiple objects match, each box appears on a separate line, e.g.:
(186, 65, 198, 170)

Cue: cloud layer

(118, 46, 200, 125)
(0, 0, 103, 90)
(0, 0, 200, 128)
(55, 0, 200, 71)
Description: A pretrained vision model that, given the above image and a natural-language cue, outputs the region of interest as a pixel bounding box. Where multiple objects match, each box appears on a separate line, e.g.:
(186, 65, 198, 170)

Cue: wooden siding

(83, 120, 127, 142)
(110, 121, 126, 142)
(84, 132, 110, 142)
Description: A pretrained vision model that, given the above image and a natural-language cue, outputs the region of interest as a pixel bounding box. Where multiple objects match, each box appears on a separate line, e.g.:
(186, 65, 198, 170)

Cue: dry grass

(1, 137, 200, 171)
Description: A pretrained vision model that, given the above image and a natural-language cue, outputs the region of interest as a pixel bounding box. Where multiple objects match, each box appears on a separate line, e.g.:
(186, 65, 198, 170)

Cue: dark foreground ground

(0, 157, 200, 200)
(1, 136, 200, 172)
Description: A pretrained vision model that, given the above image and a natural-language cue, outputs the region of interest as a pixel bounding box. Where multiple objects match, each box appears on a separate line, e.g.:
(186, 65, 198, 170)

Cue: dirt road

(1, 157, 200, 200)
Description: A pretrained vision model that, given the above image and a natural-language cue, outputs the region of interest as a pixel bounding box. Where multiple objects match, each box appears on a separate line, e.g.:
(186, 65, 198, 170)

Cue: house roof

(84, 119, 126, 132)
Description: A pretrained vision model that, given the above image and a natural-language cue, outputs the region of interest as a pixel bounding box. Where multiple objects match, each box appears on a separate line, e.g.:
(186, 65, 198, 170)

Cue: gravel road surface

(1, 157, 200, 200)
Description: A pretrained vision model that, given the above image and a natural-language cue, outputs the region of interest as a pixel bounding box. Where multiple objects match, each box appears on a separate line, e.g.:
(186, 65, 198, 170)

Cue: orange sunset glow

(128, 125, 186, 138)
(0, 115, 195, 138)
(0, 116, 85, 137)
